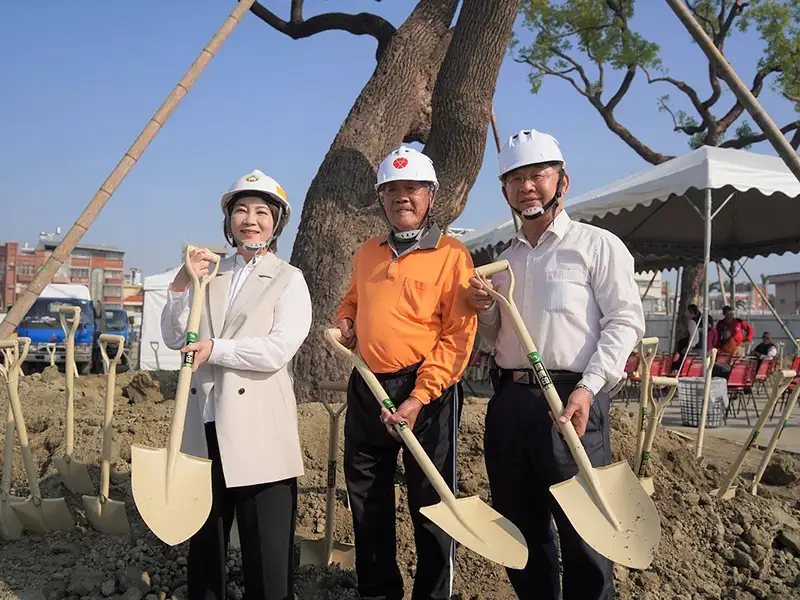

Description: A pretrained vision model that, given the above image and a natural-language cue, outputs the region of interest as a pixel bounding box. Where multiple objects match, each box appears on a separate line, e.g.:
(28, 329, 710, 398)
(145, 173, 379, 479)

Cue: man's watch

(574, 383, 595, 406)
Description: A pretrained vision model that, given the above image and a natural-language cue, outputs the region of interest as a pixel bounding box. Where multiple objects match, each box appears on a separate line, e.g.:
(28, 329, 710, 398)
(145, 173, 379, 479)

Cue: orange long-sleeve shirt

(336, 227, 478, 405)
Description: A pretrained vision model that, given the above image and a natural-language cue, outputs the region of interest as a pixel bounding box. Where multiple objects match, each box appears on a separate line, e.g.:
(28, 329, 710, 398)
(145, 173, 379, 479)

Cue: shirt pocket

(543, 267, 589, 315)
(396, 277, 441, 322)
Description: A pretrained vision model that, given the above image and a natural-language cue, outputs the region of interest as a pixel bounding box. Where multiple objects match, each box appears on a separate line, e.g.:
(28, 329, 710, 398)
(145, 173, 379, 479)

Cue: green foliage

(515, 0, 800, 152)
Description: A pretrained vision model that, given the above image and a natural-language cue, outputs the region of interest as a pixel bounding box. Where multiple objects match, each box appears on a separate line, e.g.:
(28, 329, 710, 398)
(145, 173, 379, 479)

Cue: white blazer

(160, 252, 311, 488)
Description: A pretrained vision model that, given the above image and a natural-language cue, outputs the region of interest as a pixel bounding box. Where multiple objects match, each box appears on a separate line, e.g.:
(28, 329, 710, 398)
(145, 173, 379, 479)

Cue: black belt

(497, 367, 581, 386)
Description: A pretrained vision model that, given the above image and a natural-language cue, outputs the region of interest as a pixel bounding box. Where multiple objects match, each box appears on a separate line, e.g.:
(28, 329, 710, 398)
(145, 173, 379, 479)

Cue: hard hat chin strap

(226, 203, 284, 253)
(509, 169, 565, 222)
(380, 187, 436, 243)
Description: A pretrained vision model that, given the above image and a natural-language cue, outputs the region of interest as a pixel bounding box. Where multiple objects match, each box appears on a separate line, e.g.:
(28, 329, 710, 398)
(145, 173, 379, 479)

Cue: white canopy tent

(139, 266, 182, 371)
(462, 146, 800, 266)
(460, 145, 800, 364)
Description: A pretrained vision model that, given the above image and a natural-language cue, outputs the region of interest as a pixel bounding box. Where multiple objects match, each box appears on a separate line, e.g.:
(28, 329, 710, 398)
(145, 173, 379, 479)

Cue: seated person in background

(752, 331, 778, 361)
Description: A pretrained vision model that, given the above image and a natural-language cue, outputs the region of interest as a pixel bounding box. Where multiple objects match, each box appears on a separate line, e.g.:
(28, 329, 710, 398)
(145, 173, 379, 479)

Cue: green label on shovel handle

(327, 460, 337, 488)
(182, 331, 199, 368)
(777, 420, 788, 440)
(381, 398, 397, 413)
(527, 352, 552, 390)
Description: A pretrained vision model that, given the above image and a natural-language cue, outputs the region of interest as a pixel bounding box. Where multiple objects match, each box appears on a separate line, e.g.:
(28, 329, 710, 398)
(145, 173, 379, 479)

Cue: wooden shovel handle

(471, 261, 623, 531)
(324, 328, 459, 512)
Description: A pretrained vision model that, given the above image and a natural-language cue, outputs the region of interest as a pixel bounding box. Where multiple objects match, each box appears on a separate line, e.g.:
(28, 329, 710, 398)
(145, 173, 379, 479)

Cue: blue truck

(16, 283, 129, 374)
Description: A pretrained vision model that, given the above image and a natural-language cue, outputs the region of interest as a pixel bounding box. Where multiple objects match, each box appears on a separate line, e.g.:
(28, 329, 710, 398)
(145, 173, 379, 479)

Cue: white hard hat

(220, 169, 291, 226)
(498, 129, 565, 179)
(375, 146, 439, 191)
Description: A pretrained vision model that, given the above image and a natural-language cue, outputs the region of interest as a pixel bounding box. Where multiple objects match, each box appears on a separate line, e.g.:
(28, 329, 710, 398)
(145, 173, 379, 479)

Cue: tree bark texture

(258, 0, 518, 401)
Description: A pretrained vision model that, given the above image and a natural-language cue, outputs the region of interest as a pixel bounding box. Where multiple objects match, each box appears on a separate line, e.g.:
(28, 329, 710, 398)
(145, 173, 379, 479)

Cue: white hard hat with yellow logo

(220, 169, 291, 226)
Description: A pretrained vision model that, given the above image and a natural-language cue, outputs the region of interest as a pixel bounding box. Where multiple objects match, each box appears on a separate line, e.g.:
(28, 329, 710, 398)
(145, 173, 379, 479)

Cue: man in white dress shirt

(467, 130, 645, 600)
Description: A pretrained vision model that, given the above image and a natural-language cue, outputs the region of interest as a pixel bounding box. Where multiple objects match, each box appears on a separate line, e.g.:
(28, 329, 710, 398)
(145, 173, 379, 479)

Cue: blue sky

(1, 1, 798, 286)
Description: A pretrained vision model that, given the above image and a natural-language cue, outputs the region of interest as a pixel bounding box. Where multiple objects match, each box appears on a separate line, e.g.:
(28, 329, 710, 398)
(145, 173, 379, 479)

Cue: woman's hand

(170, 248, 217, 292)
(181, 339, 214, 372)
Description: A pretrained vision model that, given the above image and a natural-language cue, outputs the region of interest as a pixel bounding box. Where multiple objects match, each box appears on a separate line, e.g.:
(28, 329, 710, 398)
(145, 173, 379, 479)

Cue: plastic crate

(678, 377, 728, 429)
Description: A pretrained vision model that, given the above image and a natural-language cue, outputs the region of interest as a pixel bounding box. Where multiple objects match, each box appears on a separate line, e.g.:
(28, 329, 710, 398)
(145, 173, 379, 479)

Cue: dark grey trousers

(484, 375, 614, 600)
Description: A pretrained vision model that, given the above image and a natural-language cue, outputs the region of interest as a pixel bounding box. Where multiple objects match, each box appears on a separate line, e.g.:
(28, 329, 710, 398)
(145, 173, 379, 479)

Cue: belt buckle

(512, 370, 531, 385)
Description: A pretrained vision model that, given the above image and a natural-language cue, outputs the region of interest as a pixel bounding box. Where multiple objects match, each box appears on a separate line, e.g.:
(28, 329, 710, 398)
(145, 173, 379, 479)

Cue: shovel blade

(710, 486, 737, 500)
(11, 498, 74, 533)
(131, 444, 212, 546)
(52, 456, 94, 495)
(550, 461, 661, 571)
(299, 538, 356, 569)
(420, 495, 528, 569)
(82, 494, 130, 536)
(0, 498, 25, 540)
(640, 476, 655, 497)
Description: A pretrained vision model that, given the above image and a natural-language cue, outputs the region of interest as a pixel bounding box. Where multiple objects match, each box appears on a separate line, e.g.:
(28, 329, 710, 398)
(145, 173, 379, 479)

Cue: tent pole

(702, 189, 711, 377)
(738, 261, 800, 353)
(668, 266, 683, 355)
(640, 271, 657, 301)
(666, 0, 800, 184)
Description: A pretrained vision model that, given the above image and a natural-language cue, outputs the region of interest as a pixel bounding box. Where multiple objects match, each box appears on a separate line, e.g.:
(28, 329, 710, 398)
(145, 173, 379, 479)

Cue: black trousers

(187, 423, 297, 600)
(343, 364, 463, 600)
(484, 374, 614, 600)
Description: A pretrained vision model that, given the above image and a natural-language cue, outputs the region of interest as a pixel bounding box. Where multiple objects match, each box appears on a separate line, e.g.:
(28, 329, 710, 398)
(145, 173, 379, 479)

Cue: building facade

(0, 230, 125, 310)
(768, 271, 800, 315)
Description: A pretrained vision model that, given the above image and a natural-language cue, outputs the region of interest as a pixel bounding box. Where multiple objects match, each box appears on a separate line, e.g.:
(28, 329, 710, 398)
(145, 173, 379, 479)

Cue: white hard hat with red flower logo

(375, 146, 439, 191)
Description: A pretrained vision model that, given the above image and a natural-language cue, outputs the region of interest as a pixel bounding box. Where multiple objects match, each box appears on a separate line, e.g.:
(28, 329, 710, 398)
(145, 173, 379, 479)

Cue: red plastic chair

(727, 358, 758, 425)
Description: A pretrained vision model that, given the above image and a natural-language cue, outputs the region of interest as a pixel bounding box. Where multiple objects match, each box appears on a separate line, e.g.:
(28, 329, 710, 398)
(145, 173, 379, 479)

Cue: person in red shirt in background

(716, 305, 743, 355)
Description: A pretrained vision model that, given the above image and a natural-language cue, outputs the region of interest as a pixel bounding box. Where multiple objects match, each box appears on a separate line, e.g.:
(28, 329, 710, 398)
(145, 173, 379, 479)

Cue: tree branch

(606, 65, 635, 111)
(516, 56, 590, 98)
(719, 120, 800, 149)
(250, 1, 397, 60)
(551, 48, 593, 92)
(716, 67, 776, 135)
(642, 66, 716, 135)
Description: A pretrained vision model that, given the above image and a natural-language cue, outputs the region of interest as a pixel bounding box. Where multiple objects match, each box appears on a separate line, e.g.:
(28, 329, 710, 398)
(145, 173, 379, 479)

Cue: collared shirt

(336, 224, 478, 404)
(478, 210, 645, 394)
(161, 251, 312, 423)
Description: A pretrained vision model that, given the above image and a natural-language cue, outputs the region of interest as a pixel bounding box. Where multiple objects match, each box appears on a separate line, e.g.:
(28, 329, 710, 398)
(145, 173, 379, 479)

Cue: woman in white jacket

(161, 169, 312, 600)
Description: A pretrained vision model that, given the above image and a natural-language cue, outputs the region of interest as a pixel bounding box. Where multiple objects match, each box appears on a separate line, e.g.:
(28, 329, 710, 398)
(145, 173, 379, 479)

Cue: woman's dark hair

(223, 192, 285, 253)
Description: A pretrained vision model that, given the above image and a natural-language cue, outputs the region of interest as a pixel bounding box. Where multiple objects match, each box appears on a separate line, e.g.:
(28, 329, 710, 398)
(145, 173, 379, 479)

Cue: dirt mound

(0, 371, 799, 599)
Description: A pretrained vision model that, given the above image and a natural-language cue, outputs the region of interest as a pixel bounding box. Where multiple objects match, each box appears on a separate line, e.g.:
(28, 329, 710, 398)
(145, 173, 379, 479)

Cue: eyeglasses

(503, 171, 558, 185)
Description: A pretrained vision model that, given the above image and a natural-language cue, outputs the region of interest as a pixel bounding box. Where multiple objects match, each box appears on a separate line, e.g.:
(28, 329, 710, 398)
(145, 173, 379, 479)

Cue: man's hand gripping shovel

(324, 329, 529, 570)
(131, 245, 220, 545)
(474, 259, 661, 570)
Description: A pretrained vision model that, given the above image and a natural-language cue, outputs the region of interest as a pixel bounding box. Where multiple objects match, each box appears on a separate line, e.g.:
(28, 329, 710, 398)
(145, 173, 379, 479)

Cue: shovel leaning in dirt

(694, 348, 718, 461)
(0, 346, 25, 540)
(1, 337, 74, 533)
(46, 343, 56, 368)
(750, 377, 800, 496)
(634, 337, 659, 470)
(474, 259, 661, 570)
(82, 334, 130, 535)
(635, 375, 679, 496)
(131, 245, 220, 546)
(150, 341, 161, 371)
(299, 380, 355, 568)
(324, 328, 529, 569)
(53, 305, 93, 494)
(712, 368, 796, 500)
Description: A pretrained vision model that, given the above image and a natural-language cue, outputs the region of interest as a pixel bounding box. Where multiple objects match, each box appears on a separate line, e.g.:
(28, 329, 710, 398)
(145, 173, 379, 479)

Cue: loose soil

(1, 369, 799, 599)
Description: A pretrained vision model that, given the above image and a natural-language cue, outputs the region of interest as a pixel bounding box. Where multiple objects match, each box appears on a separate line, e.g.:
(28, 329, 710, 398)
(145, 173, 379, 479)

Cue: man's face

(380, 180, 431, 231)
(723, 309, 734, 322)
(763, 333, 772, 344)
(502, 163, 568, 215)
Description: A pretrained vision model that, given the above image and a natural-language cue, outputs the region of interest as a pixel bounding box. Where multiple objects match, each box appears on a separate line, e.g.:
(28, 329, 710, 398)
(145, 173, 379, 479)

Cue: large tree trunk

(286, 0, 518, 402)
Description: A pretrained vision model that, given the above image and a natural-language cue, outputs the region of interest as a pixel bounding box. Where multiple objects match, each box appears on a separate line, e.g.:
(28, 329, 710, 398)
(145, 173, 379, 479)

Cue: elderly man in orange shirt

(334, 146, 477, 600)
